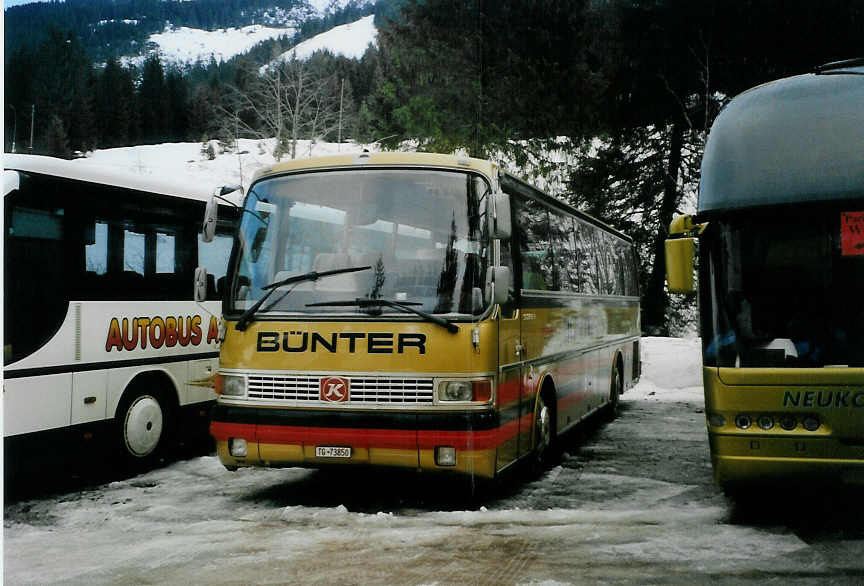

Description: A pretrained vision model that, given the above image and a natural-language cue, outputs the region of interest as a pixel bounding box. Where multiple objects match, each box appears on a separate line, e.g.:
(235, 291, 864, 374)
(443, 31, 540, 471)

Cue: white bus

(3, 154, 238, 480)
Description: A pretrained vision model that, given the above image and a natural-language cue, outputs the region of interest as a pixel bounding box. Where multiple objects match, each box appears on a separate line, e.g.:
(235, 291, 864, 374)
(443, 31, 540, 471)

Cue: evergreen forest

(4, 0, 863, 334)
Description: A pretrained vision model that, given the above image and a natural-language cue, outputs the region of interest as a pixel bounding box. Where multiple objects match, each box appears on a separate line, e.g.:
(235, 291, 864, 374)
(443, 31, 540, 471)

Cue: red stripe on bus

(211, 417, 533, 451)
(210, 421, 255, 442)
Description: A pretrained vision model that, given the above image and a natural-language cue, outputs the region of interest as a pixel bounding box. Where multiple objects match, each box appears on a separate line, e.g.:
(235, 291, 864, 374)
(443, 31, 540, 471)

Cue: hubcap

(536, 399, 551, 453)
(124, 395, 164, 457)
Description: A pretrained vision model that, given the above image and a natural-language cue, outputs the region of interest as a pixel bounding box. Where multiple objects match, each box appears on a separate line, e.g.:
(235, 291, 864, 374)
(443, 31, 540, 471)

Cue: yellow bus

(666, 59, 864, 488)
(198, 152, 641, 479)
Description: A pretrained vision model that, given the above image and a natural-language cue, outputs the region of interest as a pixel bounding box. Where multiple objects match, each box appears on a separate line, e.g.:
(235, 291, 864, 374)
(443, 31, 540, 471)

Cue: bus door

(497, 306, 522, 470)
(495, 235, 524, 471)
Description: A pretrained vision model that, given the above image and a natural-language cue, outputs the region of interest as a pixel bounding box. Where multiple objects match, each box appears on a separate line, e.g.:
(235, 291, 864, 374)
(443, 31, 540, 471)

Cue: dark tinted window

(516, 198, 553, 291)
(4, 172, 232, 363)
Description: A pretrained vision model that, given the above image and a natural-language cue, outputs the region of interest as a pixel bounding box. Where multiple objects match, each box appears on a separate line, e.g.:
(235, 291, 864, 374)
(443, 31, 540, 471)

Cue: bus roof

(252, 151, 632, 243)
(698, 65, 864, 216)
(2, 153, 220, 202)
(251, 151, 497, 183)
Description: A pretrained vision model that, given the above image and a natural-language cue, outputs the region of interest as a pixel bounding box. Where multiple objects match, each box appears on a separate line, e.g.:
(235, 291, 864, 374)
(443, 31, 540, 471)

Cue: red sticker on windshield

(841, 212, 864, 256)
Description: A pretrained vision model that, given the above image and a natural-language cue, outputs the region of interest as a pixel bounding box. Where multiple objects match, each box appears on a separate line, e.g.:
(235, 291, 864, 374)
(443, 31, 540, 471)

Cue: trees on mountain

(217, 52, 355, 160)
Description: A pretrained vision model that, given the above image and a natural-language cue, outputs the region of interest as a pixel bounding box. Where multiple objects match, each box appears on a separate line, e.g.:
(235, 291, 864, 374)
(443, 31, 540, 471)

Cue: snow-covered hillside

(121, 11, 377, 68)
(274, 14, 377, 62)
(122, 24, 297, 68)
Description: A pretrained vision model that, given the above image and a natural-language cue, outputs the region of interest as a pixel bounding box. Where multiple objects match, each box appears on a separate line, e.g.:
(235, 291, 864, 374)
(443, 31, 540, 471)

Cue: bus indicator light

(473, 381, 492, 402)
(779, 415, 797, 431)
(734, 414, 752, 430)
(229, 438, 247, 458)
(802, 415, 820, 431)
(435, 447, 457, 466)
(757, 415, 774, 430)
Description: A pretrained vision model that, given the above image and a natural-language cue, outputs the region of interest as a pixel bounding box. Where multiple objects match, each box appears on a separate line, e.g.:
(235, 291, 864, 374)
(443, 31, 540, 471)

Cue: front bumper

(210, 404, 502, 478)
(710, 432, 864, 488)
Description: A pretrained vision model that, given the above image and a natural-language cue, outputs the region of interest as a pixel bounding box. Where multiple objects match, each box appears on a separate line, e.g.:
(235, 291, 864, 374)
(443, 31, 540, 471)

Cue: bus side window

(516, 198, 552, 291)
(550, 212, 574, 292)
(575, 219, 598, 295)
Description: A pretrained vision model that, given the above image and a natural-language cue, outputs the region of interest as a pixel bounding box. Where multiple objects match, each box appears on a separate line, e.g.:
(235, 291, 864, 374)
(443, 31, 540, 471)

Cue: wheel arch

(111, 368, 181, 421)
(534, 373, 558, 440)
(612, 350, 625, 395)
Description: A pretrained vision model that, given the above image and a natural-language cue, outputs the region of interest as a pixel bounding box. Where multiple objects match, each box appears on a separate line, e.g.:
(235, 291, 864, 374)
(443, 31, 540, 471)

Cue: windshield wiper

(234, 266, 372, 331)
(306, 298, 460, 334)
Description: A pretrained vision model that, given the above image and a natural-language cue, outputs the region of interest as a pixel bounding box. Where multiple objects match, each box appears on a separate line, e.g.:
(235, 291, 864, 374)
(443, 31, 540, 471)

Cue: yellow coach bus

(197, 151, 640, 479)
(666, 59, 864, 488)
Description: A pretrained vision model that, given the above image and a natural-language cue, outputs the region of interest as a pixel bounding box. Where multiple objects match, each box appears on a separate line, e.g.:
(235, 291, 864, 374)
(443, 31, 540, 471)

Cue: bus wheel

(606, 362, 623, 421)
(533, 393, 553, 466)
(116, 387, 171, 469)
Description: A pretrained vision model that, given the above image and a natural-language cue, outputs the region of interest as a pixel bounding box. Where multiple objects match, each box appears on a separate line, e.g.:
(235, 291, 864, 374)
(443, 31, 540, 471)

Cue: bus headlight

(734, 414, 752, 430)
(216, 374, 247, 397)
(757, 415, 774, 430)
(437, 380, 492, 403)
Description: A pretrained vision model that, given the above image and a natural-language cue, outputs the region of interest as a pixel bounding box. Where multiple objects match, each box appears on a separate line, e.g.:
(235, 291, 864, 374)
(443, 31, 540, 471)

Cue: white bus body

(3, 154, 236, 478)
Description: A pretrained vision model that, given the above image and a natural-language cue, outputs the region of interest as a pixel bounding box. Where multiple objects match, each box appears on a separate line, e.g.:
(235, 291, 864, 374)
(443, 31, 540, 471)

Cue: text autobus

(201, 152, 641, 479)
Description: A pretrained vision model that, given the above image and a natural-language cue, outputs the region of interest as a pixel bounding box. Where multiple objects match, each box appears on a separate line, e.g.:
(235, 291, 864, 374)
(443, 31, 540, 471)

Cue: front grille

(246, 374, 435, 404)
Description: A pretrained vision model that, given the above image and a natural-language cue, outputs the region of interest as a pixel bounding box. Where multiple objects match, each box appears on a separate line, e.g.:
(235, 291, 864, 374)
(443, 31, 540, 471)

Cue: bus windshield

(701, 207, 864, 368)
(226, 169, 491, 318)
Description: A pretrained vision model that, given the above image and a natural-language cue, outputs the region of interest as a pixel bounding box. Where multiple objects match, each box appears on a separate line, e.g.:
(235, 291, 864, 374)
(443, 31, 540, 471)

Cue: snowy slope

(122, 24, 296, 68)
(120, 10, 376, 67)
(283, 14, 377, 60)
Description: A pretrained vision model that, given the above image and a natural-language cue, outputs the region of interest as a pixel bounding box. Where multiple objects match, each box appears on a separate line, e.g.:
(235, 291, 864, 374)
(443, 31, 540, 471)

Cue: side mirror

(202, 195, 218, 243)
(194, 266, 209, 302)
(488, 192, 512, 240)
(486, 265, 511, 306)
(665, 238, 696, 293)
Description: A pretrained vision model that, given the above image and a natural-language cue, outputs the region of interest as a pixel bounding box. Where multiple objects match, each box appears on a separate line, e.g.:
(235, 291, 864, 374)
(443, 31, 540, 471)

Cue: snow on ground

(629, 336, 704, 402)
(8, 337, 862, 584)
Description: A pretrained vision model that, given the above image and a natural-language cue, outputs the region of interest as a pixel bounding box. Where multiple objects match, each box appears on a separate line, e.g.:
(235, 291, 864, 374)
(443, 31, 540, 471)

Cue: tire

(116, 386, 172, 469)
(533, 392, 553, 466)
(606, 362, 623, 421)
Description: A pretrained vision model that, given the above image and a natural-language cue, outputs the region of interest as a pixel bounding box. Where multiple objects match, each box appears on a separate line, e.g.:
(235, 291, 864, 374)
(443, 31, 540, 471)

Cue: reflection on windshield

(701, 211, 864, 368)
(227, 169, 490, 318)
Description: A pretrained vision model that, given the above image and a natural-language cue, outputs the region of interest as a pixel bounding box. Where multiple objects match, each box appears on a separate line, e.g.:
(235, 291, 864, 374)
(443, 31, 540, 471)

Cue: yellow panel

(369, 448, 420, 469)
(260, 443, 306, 464)
(716, 366, 864, 386)
(418, 448, 496, 479)
(220, 319, 498, 373)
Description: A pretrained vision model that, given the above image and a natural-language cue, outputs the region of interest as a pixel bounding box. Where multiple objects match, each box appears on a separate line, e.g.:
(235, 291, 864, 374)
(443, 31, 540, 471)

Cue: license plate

(315, 446, 352, 459)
